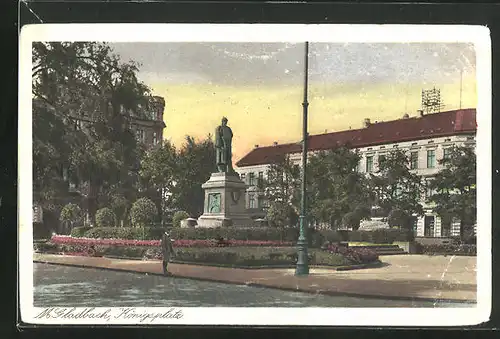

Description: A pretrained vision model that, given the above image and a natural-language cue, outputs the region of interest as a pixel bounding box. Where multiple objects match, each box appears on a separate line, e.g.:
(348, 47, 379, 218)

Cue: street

(34, 263, 474, 308)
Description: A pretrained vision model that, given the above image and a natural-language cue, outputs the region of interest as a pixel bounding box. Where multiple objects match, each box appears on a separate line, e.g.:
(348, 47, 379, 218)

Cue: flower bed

(50, 235, 293, 248)
(323, 243, 379, 265)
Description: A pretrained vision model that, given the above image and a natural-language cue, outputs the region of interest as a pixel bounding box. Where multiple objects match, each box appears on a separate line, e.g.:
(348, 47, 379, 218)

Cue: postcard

(19, 24, 491, 326)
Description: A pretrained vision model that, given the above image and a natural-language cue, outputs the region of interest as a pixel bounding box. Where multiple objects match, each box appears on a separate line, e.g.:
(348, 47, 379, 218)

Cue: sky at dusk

(109, 42, 477, 164)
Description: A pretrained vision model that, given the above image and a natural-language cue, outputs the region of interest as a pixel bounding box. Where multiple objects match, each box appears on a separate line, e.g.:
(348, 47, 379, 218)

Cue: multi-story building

(235, 108, 477, 238)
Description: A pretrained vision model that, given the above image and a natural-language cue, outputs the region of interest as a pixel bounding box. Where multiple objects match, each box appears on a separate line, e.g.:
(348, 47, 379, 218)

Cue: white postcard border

(19, 24, 492, 326)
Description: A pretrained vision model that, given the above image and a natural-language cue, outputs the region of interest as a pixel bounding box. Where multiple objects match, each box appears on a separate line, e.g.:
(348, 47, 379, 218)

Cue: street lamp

(295, 41, 310, 276)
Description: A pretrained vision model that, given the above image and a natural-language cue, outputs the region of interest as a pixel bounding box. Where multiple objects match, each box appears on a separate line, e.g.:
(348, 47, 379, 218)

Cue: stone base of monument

(197, 172, 255, 228)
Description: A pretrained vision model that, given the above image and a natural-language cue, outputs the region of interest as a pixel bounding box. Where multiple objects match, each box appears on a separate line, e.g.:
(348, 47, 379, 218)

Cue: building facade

(235, 108, 477, 238)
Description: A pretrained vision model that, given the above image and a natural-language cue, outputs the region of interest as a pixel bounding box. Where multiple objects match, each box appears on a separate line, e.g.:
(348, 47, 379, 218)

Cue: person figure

(161, 231, 174, 276)
(215, 117, 234, 173)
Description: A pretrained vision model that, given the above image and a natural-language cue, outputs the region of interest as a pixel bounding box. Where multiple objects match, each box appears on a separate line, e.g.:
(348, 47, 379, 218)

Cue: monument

(197, 117, 254, 228)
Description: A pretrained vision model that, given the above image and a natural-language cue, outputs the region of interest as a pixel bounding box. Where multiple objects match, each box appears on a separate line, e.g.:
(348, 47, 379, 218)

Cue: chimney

(418, 109, 424, 117)
(254, 144, 259, 148)
(403, 113, 410, 119)
(363, 118, 371, 128)
(273, 141, 278, 146)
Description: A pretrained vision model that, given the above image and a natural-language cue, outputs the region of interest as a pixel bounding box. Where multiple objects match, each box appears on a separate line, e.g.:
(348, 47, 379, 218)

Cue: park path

(33, 253, 476, 302)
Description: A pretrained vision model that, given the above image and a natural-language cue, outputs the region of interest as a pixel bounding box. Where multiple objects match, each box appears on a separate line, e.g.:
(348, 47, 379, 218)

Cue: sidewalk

(33, 253, 477, 303)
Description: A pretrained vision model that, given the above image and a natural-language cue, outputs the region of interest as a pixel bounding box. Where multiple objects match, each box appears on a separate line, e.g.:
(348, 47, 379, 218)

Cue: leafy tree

(59, 203, 83, 231)
(130, 197, 158, 228)
(173, 211, 190, 228)
(369, 149, 424, 222)
(110, 194, 129, 227)
(428, 145, 476, 239)
(171, 136, 216, 217)
(139, 140, 178, 216)
(263, 155, 301, 212)
(140, 136, 215, 218)
(95, 207, 117, 227)
(32, 42, 152, 219)
(307, 147, 374, 229)
(266, 201, 298, 228)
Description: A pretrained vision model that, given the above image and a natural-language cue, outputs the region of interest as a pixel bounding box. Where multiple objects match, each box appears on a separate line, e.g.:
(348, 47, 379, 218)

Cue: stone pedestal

(197, 172, 254, 228)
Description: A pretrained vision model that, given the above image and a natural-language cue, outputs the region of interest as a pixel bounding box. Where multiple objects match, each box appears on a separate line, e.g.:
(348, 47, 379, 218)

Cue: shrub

(418, 243, 476, 256)
(59, 203, 83, 227)
(172, 247, 348, 267)
(324, 243, 379, 264)
(95, 208, 117, 228)
(50, 235, 293, 248)
(266, 202, 298, 228)
(110, 195, 129, 226)
(82, 226, 166, 240)
(70, 226, 91, 238)
(173, 211, 190, 228)
(130, 198, 158, 228)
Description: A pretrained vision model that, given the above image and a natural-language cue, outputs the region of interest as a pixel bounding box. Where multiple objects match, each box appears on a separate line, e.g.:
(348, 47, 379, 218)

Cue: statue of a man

(215, 117, 234, 173)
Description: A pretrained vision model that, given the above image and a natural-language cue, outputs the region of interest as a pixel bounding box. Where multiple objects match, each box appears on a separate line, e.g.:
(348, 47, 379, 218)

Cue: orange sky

(150, 75, 476, 165)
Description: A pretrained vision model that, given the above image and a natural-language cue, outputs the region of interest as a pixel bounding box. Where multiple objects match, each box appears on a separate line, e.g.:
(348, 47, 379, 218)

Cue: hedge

(81, 227, 166, 240)
(417, 243, 476, 256)
(68, 226, 414, 246)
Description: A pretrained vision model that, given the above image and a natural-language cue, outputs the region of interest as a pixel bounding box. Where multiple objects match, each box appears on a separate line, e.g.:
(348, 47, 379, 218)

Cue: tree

(263, 154, 301, 210)
(139, 135, 216, 218)
(173, 211, 190, 228)
(139, 140, 178, 216)
(171, 136, 217, 217)
(307, 147, 374, 229)
(266, 201, 299, 228)
(95, 207, 117, 228)
(110, 194, 129, 227)
(32, 42, 152, 219)
(130, 197, 158, 228)
(428, 145, 476, 239)
(369, 149, 424, 226)
(59, 203, 83, 233)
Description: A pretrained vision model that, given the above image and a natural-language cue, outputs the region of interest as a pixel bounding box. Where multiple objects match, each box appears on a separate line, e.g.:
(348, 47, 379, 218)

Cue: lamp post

(295, 41, 310, 276)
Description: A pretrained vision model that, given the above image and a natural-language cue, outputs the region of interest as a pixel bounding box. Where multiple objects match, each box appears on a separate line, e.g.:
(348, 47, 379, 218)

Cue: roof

(235, 108, 476, 167)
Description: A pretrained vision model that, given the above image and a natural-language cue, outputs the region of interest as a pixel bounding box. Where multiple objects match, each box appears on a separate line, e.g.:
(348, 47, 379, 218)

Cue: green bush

(168, 227, 301, 242)
(59, 203, 83, 226)
(83, 227, 166, 240)
(172, 247, 349, 267)
(130, 198, 158, 228)
(173, 211, 190, 228)
(95, 208, 117, 228)
(70, 226, 91, 238)
(110, 195, 129, 226)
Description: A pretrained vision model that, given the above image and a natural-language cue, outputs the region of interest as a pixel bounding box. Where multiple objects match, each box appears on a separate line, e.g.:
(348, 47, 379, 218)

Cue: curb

(34, 259, 475, 305)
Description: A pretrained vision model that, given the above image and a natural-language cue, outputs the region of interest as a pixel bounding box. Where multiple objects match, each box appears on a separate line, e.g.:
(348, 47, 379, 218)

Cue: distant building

(235, 108, 477, 238)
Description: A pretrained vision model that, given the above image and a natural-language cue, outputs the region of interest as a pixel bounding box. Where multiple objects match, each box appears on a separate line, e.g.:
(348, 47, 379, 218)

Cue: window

(427, 149, 436, 168)
(443, 147, 451, 161)
(258, 171, 264, 186)
(378, 154, 386, 166)
(240, 173, 246, 182)
(75, 119, 82, 131)
(410, 151, 418, 169)
(153, 132, 158, 145)
(136, 129, 145, 142)
(366, 156, 373, 173)
(248, 193, 256, 209)
(441, 220, 451, 237)
(249, 173, 256, 186)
